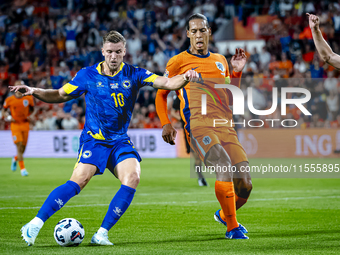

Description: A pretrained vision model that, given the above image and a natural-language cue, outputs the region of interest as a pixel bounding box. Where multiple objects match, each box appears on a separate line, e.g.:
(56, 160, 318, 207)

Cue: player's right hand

(306, 13, 320, 31)
(183, 70, 199, 83)
(162, 123, 177, 145)
(9, 85, 34, 96)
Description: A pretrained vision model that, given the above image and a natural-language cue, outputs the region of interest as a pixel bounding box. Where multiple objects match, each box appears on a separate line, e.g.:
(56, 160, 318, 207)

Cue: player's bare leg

(70, 163, 97, 189)
(11, 142, 20, 171)
(233, 162, 252, 210)
(192, 151, 207, 186)
(205, 144, 248, 239)
(14, 141, 28, 176)
(92, 158, 140, 245)
(115, 158, 141, 189)
(21, 163, 94, 246)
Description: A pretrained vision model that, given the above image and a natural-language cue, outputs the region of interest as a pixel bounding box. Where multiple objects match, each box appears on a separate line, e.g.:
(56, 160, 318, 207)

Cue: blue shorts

(75, 137, 141, 176)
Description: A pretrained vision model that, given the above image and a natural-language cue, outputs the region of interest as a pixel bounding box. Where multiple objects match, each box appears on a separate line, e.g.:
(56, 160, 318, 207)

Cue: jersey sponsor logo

(122, 80, 131, 89)
(110, 83, 118, 89)
(164, 69, 169, 78)
(96, 81, 104, 87)
(23, 100, 29, 107)
(82, 150, 92, 158)
(202, 136, 212, 145)
(215, 62, 225, 72)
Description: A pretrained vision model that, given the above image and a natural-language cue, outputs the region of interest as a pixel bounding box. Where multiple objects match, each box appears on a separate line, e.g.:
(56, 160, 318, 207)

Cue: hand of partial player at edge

(306, 13, 320, 31)
(183, 69, 199, 82)
(9, 85, 35, 96)
(231, 48, 247, 72)
(162, 123, 177, 145)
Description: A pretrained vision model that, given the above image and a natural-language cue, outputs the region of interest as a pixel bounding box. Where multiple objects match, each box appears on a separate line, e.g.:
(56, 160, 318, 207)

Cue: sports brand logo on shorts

(122, 80, 131, 89)
(82, 150, 92, 158)
(203, 136, 212, 145)
(23, 100, 29, 107)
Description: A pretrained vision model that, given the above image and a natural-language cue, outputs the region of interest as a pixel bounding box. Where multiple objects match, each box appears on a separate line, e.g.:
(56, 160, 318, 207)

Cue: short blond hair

(102, 30, 126, 46)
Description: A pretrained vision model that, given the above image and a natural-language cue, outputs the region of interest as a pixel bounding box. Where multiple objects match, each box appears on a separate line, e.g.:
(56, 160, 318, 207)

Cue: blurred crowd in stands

(0, 0, 340, 130)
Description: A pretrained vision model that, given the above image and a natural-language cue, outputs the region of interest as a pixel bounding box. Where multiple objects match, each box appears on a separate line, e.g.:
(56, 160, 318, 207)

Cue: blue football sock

(36, 180, 81, 222)
(101, 184, 136, 231)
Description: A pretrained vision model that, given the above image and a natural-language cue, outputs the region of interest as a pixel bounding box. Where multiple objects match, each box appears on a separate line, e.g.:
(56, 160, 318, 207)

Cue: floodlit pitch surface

(0, 158, 339, 255)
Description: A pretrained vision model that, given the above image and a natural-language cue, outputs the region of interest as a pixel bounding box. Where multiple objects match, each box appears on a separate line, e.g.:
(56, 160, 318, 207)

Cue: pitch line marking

(1, 189, 339, 199)
(0, 195, 339, 210)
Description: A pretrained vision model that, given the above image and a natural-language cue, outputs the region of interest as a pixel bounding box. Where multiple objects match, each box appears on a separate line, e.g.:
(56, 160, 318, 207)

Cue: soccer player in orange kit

(2, 80, 34, 176)
(155, 14, 252, 239)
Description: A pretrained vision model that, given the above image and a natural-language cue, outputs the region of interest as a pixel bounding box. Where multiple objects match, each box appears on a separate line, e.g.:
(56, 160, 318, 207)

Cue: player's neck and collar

(96, 61, 125, 77)
(187, 47, 210, 58)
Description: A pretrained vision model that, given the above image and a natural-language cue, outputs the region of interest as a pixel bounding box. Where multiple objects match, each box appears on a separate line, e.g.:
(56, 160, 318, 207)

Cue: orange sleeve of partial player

(231, 70, 242, 87)
(155, 55, 182, 127)
(155, 89, 171, 126)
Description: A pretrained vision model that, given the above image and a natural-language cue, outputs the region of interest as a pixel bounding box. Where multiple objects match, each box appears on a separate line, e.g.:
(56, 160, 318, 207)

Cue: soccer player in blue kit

(10, 30, 199, 246)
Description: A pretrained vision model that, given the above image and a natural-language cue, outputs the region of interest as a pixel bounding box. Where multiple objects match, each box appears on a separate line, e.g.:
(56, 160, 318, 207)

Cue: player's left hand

(9, 85, 34, 96)
(183, 70, 200, 82)
(231, 48, 247, 72)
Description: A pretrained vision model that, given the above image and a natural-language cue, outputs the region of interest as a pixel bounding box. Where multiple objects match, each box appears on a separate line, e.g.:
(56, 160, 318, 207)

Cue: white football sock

(30, 217, 44, 228)
(98, 227, 108, 235)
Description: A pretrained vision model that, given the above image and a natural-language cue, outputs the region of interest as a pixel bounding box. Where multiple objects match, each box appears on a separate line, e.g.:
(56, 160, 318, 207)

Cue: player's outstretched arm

(9, 86, 74, 103)
(307, 13, 340, 68)
(153, 70, 199, 90)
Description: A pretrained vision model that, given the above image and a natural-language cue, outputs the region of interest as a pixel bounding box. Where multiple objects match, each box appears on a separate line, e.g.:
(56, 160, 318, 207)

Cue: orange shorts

(188, 126, 248, 166)
(11, 129, 29, 145)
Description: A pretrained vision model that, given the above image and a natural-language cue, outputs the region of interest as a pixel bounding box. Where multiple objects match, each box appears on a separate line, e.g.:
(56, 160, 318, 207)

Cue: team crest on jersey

(110, 83, 118, 89)
(146, 70, 151, 75)
(164, 69, 169, 78)
(202, 136, 212, 145)
(82, 150, 92, 158)
(122, 80, 131, 89)
(23, 100, 29, 107)
(215, 62, 225, 72)
(96, 81, 104, 87)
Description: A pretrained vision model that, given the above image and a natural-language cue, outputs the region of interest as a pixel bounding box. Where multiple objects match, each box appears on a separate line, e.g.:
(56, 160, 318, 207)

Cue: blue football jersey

(62, 61, 158, 142)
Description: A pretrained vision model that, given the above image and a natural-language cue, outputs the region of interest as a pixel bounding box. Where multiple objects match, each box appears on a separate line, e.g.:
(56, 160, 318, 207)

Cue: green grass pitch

(0, 157, 340, 255)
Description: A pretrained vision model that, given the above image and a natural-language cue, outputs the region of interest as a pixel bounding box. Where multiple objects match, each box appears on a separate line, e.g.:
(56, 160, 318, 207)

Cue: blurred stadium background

(1, 1, 340, 253)
(1, 0, 339, 158)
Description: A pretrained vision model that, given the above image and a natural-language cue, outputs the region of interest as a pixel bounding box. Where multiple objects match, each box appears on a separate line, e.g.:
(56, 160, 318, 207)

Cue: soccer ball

(54, 218, 85, 247)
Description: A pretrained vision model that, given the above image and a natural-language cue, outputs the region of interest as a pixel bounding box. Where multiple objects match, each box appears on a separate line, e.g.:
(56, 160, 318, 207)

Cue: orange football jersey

(156, 50, 241, 131)
(3, 95, 34, 131)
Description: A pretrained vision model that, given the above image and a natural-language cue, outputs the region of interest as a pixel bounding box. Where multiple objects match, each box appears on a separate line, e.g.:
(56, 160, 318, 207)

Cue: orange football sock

(235, 194, 248, 210)
(19, 161, 25, 170)
(14, 156, 18, 161)
(215, 181, 238, 232)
